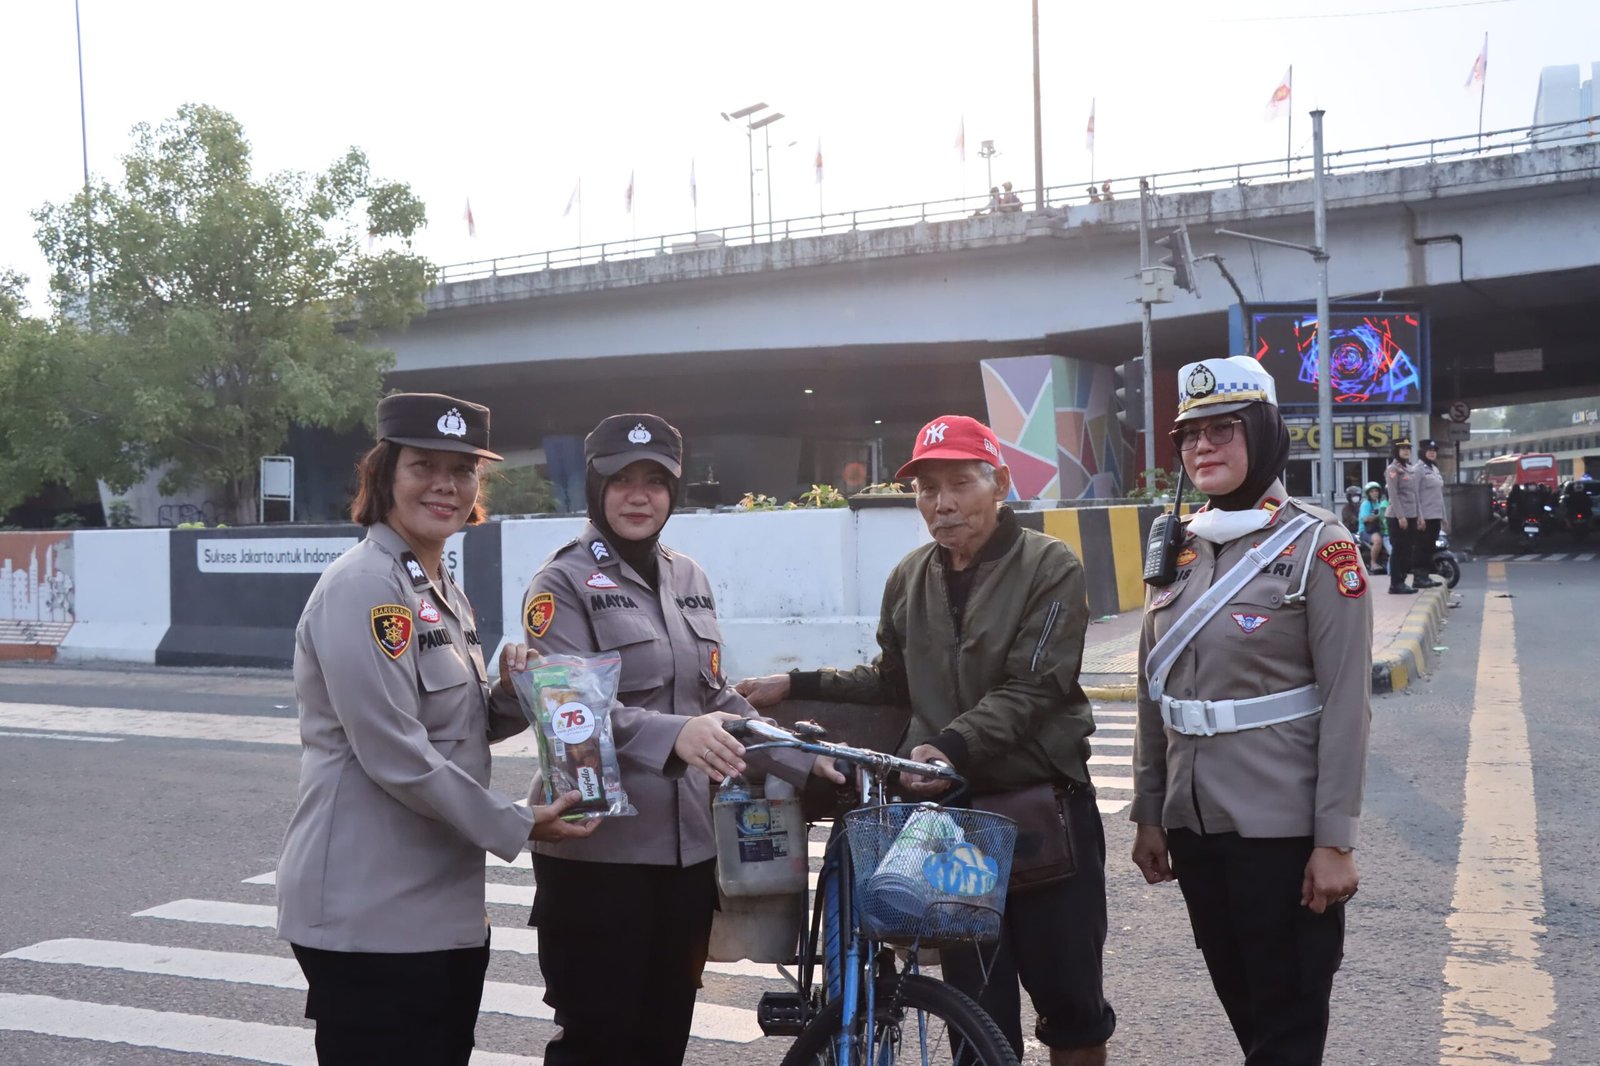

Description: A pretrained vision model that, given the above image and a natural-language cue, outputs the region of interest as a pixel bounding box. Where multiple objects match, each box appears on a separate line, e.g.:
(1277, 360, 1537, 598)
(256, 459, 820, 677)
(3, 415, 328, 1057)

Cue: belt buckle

(1180, 700, 1217, 737)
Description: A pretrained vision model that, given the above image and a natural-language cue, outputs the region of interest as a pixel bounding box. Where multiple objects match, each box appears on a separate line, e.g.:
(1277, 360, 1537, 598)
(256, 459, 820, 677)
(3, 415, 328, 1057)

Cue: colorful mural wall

(980, 354, 1133, 499)
(0, 531, 75, 660)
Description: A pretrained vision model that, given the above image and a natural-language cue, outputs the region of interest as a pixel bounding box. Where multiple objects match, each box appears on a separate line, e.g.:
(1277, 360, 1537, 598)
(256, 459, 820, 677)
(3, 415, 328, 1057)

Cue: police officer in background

(1130, 357, 1372, 1065)
(521, 413, 839, 1066)
(1414, 439, 1446, 587)
(1384, 439, 1422, 594)
(277, 393, 598, 1066)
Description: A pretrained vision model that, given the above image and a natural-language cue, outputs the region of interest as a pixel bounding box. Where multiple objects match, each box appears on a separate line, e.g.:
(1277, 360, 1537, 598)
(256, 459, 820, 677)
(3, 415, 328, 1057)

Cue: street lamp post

(721, 103, 782, 241)
(721, 102, 768, 238)
(978, 140, 998, 192)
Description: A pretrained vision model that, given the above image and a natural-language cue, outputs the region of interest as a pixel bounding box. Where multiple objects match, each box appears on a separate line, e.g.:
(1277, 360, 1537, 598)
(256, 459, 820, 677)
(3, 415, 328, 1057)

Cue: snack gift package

(511, 652, 636, 818)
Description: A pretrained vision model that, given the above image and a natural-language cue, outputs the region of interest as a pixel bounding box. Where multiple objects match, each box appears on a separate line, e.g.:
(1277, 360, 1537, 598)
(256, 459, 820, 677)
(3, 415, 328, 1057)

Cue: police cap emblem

(1185, 365, 1217, 399)
(437, 408, 468, 437)
(627, 423, 652, 445)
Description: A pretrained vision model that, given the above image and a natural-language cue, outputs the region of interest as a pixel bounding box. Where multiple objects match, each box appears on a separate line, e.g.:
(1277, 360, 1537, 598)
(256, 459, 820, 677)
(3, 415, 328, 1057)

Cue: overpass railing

(436, 115, 1598, 286)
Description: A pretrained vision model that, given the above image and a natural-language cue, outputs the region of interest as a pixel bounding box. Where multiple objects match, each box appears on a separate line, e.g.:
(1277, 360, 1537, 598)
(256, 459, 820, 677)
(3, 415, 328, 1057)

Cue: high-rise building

(1532, 62, 1597, 145)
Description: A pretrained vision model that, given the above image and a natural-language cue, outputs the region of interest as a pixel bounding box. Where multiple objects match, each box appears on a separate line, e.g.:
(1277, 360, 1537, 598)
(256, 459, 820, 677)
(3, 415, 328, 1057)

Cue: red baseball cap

(896, 415, 1004, 478)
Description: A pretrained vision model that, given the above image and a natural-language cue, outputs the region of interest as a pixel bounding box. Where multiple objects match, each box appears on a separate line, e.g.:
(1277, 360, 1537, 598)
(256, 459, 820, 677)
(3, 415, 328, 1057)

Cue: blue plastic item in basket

(843, 802, 1017, 946)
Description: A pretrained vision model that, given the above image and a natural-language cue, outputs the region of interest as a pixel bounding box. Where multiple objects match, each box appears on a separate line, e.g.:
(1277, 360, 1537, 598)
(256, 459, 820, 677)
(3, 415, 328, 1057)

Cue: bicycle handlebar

(726, 718, 964, 788)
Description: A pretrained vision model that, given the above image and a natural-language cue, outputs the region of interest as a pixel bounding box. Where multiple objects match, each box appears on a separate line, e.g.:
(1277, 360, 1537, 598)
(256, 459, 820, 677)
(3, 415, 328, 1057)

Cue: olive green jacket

(816, 517, 1095, 794)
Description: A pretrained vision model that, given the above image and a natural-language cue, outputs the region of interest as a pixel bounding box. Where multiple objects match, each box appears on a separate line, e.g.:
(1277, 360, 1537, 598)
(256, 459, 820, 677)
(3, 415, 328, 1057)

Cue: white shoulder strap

(1145, 513, 1320, 702)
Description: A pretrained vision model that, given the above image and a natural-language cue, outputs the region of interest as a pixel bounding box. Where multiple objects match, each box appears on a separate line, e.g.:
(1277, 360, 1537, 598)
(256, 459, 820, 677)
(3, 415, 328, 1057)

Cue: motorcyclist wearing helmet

(1340, 485, 1362, 536)
(1358, 482, 1388, 575)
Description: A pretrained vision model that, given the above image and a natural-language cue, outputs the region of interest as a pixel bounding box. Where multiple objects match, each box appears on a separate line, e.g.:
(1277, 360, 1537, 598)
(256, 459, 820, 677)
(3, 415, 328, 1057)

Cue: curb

(1083, 585, 1454, 702)
(1370, 586, 1453, 695)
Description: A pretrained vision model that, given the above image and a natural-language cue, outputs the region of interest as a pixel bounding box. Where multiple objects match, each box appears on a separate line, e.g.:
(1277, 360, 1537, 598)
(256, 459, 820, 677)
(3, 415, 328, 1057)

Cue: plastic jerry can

(713, 774, 808, 897)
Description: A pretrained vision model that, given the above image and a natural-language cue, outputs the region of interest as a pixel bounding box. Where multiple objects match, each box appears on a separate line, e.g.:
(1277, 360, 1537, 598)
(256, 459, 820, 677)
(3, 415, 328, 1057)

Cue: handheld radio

(1142, 465, 1190, 587)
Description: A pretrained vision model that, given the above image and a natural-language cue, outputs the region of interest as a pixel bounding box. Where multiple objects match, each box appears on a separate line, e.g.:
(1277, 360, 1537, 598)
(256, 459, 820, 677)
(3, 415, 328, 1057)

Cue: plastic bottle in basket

(866, 807, 964, 924)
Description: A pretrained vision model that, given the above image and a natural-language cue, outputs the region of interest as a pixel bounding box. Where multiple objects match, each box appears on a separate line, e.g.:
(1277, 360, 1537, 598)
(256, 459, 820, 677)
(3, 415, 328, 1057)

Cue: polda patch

(1317, 540, 1367, 598)
(525, 591, 556, 639)
(370, 605, 414, 660)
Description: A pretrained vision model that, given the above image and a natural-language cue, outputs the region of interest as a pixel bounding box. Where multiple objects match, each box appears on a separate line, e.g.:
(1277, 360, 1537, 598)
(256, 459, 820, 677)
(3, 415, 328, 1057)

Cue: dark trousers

(1386, 521, 1413, 589)
(942, 785, 1117, 1056)
(1167, 830, 1344, 1066)
(1414, 519, 1442, 580)
(530, 854, 717, 1066)
(291, 936, 490, 1066)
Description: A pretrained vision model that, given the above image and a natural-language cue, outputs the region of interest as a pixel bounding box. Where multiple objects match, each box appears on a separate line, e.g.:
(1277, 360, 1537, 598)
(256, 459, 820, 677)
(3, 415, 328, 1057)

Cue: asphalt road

(0, 549, 1595, 1064)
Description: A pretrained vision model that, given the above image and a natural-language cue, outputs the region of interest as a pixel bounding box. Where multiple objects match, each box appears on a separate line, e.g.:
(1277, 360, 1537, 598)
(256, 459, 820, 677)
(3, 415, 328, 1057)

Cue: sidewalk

(1080, 579, 1454, 701)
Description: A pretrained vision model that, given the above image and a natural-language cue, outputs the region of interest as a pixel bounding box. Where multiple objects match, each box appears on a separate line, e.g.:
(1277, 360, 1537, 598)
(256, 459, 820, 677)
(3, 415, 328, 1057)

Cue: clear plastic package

(512, 652, 636, 819)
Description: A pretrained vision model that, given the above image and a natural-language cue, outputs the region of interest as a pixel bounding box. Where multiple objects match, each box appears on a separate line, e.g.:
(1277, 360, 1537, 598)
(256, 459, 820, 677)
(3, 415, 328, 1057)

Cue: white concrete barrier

(57, 530, 171, 664)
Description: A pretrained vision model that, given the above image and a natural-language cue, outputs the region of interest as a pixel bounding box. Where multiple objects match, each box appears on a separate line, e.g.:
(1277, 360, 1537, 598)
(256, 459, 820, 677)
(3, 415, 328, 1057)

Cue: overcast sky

(2, 0, 1595, 310)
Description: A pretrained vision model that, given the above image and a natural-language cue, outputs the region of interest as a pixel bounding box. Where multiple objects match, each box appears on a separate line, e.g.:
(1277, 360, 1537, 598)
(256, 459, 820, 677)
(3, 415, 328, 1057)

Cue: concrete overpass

(378, 131, 1600, 502)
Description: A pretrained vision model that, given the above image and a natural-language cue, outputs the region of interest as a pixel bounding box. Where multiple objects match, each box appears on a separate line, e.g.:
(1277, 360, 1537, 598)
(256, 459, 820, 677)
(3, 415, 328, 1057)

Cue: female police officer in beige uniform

(277, 393, 595, 1065)
(520, 413, 835, 1066)
(1130, 358, 1372, 1065)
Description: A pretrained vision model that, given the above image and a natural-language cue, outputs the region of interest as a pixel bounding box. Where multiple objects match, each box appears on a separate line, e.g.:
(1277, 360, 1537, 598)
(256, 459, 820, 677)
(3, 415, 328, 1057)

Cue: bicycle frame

(738, 723, 961, 1064)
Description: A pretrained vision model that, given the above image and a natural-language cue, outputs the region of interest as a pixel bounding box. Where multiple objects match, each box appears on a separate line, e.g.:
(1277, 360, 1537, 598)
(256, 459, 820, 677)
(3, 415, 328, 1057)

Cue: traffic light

(1114, 357, 1145, 433)
(1154, 224, 1200, 296)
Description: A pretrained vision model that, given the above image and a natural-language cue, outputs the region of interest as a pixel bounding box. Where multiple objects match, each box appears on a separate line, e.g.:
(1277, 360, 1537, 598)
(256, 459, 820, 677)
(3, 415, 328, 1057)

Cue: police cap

(377, 392, 502, 460)
(585, 413, 683, 478)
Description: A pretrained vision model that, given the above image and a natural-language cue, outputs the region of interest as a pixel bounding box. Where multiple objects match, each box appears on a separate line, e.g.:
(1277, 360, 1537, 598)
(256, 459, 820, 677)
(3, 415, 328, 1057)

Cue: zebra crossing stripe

(0, 730, 121, 743)
(1490, 554, 1514, 562)
(0, 992, 544, 1066)
(5, 938, 762, 1043)
(1578, 553, 1596, 562)
(1088, 753, 1132, 766)
(1543, 553, 1568, 562)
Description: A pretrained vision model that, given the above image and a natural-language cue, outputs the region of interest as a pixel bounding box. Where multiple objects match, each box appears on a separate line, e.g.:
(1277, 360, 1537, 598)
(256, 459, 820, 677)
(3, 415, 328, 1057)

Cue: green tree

(485, 465, 560, 516)
(1501, 397, 1600, 435)
(26, 104, 433, 522)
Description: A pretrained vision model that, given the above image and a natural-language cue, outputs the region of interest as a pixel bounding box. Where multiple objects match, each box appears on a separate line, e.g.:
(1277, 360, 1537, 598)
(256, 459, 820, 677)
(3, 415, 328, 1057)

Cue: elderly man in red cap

(739, 415, 1115, 1065)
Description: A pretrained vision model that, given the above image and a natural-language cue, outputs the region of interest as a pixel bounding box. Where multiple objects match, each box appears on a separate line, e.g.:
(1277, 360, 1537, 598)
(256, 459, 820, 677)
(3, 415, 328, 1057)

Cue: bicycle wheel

(780, 972, 1018, 1066)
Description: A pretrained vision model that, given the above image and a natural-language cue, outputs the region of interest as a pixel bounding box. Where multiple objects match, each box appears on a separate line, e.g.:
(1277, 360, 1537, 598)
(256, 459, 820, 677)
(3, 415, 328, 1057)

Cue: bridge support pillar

(980, 354, 1133, 500)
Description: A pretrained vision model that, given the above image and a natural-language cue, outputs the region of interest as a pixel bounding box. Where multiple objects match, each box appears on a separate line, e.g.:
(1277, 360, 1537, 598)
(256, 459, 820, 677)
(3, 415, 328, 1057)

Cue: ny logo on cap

(437, 408, 468, 437)
(924, 422, 949, 445)
(627, 423, 652, 445)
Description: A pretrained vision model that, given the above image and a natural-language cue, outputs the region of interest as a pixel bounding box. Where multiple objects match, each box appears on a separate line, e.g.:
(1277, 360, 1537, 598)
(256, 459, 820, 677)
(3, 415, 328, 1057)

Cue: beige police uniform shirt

(277, 522, 534, 953)
(522, 524, 810, 867)
(1387, 459, 1421, 520)
(1131, 487, 1373, 849)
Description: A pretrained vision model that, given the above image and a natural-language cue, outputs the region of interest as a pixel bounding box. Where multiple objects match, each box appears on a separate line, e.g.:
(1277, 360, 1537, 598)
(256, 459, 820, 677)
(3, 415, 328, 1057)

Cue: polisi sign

(1286, 419, 1407, 453)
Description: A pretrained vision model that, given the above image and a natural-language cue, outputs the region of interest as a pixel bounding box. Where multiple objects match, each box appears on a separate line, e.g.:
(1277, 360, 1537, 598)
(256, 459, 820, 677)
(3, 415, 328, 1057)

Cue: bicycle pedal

(756, 990, 809, 1036)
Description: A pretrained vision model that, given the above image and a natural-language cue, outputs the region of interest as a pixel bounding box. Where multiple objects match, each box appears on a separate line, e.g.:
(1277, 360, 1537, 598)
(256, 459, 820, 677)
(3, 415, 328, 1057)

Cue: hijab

(1204, 401, 1292, 511)
(585, 465, 680, 589)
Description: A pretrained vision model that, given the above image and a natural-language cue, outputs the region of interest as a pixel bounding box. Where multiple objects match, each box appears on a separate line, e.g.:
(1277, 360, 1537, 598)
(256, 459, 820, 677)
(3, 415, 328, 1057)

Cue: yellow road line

(1439, 562, 1555, 1064)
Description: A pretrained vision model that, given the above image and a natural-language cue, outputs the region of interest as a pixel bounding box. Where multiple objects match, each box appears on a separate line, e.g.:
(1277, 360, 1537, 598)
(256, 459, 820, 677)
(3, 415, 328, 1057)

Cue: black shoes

(1389, 586, 1420, 595)
(1413, 578, 1441, 589)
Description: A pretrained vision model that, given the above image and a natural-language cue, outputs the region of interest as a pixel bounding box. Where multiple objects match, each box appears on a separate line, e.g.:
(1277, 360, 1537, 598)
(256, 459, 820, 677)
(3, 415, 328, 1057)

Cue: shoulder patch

(370, 605, 414, 659)
(525, 591, 556, 639)
(1317, 540, 1367, 598)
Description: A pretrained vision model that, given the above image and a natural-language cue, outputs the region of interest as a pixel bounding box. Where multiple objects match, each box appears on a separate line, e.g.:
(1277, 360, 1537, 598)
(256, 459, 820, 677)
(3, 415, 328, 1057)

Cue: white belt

(1160, 683, 1322, 736)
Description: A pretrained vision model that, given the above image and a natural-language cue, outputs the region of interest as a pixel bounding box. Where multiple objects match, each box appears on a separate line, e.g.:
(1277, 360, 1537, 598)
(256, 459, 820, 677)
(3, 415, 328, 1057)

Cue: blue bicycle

(729, 719, 1020, 1066)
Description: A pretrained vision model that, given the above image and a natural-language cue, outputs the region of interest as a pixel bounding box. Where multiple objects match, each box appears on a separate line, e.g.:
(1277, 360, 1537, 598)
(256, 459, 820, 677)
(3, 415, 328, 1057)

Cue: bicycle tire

(779, 972, 1019, 1066)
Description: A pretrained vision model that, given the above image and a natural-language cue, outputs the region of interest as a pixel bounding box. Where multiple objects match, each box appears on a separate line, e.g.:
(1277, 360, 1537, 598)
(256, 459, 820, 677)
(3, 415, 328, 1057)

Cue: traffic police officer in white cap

(1130, 357, 1372, 1064)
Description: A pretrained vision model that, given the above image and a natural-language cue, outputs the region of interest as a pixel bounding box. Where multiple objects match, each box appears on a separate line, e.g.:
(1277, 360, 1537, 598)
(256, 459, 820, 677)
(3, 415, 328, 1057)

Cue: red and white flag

(690, 160, 698, 206)
(1085, 99, 1096, 151)
(1266, 66, 1292, 121)
(463, 198, 476, 238)
(814, 140, 824, 184)
(1465, 33, 1487, 89)
(624, 170, 635, 214)
(955, 116, 966, 161)
(562, 179, 581, 217)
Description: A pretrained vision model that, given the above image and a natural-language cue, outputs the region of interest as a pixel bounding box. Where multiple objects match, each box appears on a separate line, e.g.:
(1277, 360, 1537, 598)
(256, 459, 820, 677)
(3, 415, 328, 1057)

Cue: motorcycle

(1431, 531, 1461, 589)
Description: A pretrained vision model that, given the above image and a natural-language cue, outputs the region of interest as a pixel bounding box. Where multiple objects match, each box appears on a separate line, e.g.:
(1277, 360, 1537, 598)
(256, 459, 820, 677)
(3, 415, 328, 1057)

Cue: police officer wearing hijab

(520, 413, 838, 1066)
(1384, 439, 1422, 593)
(277, 393, 597, 1066)
(1130, 357, 1372, 1065)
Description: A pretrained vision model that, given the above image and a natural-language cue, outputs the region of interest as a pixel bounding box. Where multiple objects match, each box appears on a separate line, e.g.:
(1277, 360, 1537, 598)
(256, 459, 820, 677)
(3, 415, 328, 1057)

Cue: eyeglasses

(1170, 418, 1244, 451)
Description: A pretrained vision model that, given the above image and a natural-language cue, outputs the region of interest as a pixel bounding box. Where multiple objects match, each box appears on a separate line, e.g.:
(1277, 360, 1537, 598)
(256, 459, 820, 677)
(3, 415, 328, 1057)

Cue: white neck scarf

(1186, 507, 1273, 545)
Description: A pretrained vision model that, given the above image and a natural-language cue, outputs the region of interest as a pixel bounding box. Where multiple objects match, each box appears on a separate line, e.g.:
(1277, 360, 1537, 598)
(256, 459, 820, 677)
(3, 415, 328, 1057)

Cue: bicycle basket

(843, 803, 1016, 946)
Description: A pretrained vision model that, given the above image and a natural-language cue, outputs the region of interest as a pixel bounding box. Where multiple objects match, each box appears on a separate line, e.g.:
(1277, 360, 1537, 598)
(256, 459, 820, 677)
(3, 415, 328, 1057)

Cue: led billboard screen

(1248, 304, 1427, 411)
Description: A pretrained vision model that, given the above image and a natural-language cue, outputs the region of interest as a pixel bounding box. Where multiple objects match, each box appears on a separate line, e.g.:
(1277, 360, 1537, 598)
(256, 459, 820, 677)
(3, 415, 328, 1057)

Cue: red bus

(1483, 453, 1559, 498)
